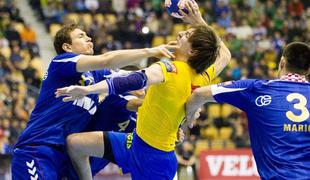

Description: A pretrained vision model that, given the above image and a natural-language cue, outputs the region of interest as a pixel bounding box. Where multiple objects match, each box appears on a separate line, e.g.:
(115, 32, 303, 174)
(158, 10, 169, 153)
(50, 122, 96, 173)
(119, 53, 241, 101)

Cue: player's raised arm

(179, 0, 231, 77)
(76, 43, 178, 72)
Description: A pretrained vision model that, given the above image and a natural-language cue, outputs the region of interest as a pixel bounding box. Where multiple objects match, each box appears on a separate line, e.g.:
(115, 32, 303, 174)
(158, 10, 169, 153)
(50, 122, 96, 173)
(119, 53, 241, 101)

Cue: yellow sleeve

(204, 64, 216, 81)
(192, 64, 217, 86)
(155, 60, 176, 83)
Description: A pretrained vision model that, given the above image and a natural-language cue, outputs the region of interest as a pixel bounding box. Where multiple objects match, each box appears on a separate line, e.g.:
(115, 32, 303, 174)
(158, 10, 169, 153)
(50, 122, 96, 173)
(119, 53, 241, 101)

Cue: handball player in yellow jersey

(56, 1, 231, 179)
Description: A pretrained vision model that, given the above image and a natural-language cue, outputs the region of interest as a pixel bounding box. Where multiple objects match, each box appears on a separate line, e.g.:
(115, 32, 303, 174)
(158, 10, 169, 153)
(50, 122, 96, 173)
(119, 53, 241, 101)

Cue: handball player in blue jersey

(11, 23, 177, 180)
(186, 42, 310, 180)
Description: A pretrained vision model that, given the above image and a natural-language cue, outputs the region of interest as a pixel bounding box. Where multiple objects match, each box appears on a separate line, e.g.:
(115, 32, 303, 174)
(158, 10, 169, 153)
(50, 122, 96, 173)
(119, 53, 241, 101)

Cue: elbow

(193, 86, 212, 100)
(193, 87, 208, 99)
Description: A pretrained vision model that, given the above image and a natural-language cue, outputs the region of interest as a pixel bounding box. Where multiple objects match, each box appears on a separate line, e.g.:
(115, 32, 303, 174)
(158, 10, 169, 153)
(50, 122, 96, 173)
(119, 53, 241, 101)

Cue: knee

(66, 133, 81, 156)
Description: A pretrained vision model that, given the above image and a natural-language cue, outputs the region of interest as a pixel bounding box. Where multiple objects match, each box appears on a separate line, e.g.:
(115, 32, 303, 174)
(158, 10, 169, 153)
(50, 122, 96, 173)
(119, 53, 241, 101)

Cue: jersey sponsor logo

(26, 160, 38, 180)
(73, 97, 97, 115)
(126, 133, 133, 149)
(161, 59, 177, 73)
(79, 72, 95, 86)
(255, 95, 271, 107)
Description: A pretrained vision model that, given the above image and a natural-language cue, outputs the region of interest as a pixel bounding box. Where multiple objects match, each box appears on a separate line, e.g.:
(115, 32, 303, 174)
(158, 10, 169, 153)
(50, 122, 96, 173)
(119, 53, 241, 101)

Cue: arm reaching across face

(76, 42, 178, 72)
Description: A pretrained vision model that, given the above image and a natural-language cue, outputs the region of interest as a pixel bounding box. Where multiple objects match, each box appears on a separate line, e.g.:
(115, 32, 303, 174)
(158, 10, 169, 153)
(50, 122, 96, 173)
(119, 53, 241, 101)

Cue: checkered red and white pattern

(281, 73, 308, 83)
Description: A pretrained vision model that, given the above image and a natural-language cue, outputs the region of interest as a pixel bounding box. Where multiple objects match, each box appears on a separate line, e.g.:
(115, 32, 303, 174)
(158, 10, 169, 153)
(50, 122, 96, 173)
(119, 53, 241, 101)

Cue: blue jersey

(15, 53, 110, 148)
(211, 79, 310, 179)
(85, 94, 137, 133)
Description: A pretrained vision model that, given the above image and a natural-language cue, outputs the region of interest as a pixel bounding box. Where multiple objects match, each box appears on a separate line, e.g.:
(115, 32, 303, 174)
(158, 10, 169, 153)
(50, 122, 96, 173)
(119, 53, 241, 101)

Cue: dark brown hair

(53, 24, 84, 54)
(188, 25, 219, 74)
(283, 42, 310, 74)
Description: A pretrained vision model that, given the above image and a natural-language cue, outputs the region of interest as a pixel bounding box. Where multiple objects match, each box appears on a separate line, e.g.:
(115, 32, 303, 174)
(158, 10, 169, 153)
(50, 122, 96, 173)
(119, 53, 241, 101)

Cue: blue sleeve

(211, 79, 257, 111)
(49, 53, 82, 80)
(104, 94, 129, 111)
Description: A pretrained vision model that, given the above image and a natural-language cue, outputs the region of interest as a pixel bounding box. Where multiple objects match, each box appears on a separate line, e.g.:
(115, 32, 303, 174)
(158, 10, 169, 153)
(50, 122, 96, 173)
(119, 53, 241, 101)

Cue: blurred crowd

(1, 1, 309, 178)
(0, 0, 44, 154)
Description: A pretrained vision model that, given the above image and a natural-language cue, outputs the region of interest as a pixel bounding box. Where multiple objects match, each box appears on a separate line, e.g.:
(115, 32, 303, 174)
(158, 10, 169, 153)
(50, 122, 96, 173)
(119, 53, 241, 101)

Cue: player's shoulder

(52, 52, 80, 62)
(157, 59, 177, 73)
(220, 79, 262, 88)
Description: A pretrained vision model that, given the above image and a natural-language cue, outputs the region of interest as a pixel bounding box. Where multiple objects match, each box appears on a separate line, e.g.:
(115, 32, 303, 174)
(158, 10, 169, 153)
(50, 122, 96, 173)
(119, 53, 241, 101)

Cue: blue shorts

(108, 131, 177, 180)
(90, 157, 110, 175)
(11, 145, 71, 180)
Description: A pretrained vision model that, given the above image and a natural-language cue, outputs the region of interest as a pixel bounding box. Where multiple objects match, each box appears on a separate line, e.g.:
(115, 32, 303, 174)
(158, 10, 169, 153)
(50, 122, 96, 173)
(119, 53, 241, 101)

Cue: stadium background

(0, 0, 309, 179)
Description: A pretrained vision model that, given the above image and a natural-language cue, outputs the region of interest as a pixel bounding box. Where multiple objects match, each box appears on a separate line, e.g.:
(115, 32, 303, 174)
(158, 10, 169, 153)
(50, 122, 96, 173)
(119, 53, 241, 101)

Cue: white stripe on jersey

(263, 79, 310, 85)
(53, 55, 81, 63)
(120, 95, 138, 101)
(211, 84, 246, 96)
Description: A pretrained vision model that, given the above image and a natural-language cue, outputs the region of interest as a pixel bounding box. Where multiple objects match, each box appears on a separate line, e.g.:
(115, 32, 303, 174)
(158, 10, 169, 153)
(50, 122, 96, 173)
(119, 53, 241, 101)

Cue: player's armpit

(144, 64, 165, 85)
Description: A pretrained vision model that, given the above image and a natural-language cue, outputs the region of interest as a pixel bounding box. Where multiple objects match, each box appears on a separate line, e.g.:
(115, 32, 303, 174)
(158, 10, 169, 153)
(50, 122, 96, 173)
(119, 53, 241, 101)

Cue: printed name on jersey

(73, 97, 97, 115)
(283, 123, 310, 132)
(161, 59, 177, 73)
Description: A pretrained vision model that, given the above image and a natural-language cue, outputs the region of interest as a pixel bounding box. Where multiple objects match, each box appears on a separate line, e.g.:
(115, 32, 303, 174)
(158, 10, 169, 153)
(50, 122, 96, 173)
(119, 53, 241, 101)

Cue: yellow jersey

(136, 60, 216, 151)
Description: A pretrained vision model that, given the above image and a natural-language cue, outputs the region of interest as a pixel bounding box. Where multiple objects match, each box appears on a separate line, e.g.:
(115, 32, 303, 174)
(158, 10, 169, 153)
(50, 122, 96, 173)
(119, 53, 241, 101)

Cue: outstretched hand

(55, 85, 88, 102)
(179, 0, 205, 26)
(151, 41, 179, 59)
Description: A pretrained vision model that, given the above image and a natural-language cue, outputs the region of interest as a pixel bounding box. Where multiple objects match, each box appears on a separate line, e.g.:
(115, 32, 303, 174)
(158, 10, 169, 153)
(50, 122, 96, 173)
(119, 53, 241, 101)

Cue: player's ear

(188, 49, 196, 56)
(62, 43, 72, 52)
(279, 56, 286, 70)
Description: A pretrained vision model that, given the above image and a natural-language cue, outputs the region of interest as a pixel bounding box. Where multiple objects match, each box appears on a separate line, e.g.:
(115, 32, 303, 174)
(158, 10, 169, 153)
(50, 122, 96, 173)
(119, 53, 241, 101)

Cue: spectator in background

(4, 23, 21, 47)
(288, 0, 304, 19)
(176, 141, 197, 180)
(0, 32, 9, 48)
(112, 0, 126, 14)
(20, 24, 39, 57)
(85, 0, 99, 14)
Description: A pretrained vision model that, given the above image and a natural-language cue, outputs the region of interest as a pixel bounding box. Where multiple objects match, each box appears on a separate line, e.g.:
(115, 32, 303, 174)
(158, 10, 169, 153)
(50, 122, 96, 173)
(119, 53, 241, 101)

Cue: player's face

(69, 28, 94, 55)
(176, 28, 194, 56)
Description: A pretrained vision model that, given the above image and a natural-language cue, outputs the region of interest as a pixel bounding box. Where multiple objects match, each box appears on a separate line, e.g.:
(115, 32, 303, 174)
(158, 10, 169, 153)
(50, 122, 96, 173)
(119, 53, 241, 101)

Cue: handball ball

(165, 0, 191, 18)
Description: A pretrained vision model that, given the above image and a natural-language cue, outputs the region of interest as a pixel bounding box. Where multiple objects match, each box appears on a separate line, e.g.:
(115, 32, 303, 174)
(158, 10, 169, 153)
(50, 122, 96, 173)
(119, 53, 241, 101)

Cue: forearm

(214, 41, 231, 76)
(187, 86, 215, 113)
(85, 80, 109, 95)
(102, 48, 155, 69)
